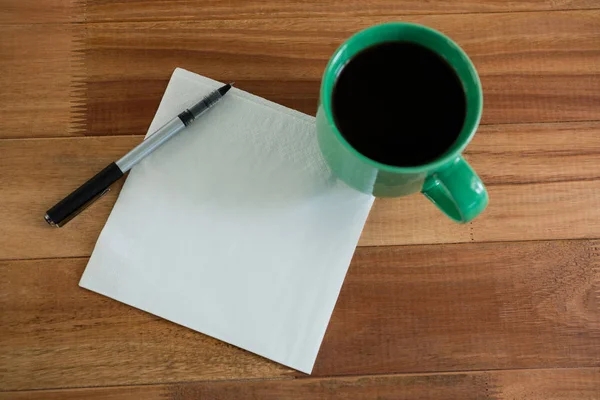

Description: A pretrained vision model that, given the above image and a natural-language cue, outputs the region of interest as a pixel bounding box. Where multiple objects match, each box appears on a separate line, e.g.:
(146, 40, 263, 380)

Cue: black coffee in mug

(332, 41, 467, 167)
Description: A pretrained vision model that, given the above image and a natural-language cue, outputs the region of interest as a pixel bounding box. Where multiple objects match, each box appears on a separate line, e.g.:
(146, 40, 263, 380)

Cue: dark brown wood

(0, 0, 83, 24)
(2, 1, 600, 397)
(0, 24, 85, 139)
(3, 0, 599, 25)
(1, 240, 598, 390)
(466, 122, 600, 186)
(84, 0, 600, 22)
(315, 240, 600, 375)
(1, 11, 600, 139)
(0, 257, 293, 391)
(0, 136, 133, 261)
(2, 122, 600, 260)
(1, 368, 599, 400)
(82, 11, 600, 134)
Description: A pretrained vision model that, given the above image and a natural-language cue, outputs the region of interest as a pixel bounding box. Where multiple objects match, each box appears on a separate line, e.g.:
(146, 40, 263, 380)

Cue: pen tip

(218, 83, 233, 96)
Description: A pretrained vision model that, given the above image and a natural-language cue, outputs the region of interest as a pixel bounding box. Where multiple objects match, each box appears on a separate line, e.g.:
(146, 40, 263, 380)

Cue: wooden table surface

(1, 1, 600, 398)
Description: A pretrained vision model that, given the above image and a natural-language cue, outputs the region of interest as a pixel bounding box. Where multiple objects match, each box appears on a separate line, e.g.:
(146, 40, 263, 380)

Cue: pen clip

(54, 187, 111, 227)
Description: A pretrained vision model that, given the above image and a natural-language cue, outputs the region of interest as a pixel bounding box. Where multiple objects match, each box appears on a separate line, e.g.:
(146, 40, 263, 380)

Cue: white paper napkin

(80, 68, 374, 373)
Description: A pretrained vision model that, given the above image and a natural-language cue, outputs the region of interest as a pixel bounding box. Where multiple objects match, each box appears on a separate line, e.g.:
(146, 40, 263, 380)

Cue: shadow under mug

(316, 22, 488, 223)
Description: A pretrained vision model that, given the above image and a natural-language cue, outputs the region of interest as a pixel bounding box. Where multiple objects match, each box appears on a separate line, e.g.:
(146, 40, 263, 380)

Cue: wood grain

(2, 10, 599, 139)
(82, 11, 600, 135)
(2, 1, 600, 397)
(363, 121, 600, 246)
(2, 121, 599, 260)
(0, 257, 293, 391)
(2, 368, 599, 400)
(466, 122, 600, 186)
(0, 0, 83, 24)
(2, 0, 598, 25)
(83, 0, 600, 22)
(1, 240, 598, 390)
(0, 24, 86, 139)
(0, 136, 133, 260)
(315, 240, 600, 375)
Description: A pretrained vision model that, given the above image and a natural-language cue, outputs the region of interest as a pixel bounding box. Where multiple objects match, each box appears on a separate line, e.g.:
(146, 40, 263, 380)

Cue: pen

(45, 83, 234, 227)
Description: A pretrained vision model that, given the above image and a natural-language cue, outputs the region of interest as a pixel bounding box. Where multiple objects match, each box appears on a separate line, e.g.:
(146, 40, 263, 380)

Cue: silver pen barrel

(116, 117, 186, 172)
(116, 86, 228, 173)
(45, 83, 232, 227)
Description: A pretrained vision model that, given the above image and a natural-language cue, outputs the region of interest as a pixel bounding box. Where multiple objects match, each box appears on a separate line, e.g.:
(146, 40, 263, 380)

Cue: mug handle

(422, 156, 488, 223)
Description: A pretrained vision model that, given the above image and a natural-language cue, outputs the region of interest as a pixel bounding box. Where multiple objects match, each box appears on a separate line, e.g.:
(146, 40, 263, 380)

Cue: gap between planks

(2, 236, 600, 264)
(0, 365, 596, 394)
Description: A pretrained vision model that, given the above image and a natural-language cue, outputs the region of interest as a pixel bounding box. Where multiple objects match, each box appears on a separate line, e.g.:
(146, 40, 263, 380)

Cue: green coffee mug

(316, 23, 488, 223)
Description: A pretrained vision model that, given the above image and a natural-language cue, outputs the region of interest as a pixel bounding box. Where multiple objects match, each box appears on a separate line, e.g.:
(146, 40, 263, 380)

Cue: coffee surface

(332, 41, 467, 167)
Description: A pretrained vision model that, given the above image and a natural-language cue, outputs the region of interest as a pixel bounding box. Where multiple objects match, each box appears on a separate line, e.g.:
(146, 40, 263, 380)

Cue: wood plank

(79, 10, 600, 137)
(1, 368, 598, 400)
(0, 0, 82, 24)
(0, 257, 293, 391)
(0, 24, 86, 139)
(0, 136, 135, 261)
(2, 10, 599, 139)
(364, 121, 600, 246)
(315, 240, 600, 375)
(1, 240, 599, 389)
(364, 179, 600, 246)
(492, 368, 600, 400)
(84, 0, 600, 22)
(0, 368, 600, 400)
(2, 0, 599, 25)
(1, 121, 600, 260)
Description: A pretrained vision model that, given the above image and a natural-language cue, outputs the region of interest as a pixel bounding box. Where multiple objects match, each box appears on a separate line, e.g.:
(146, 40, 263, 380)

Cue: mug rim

(320, 22, 483, 174)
